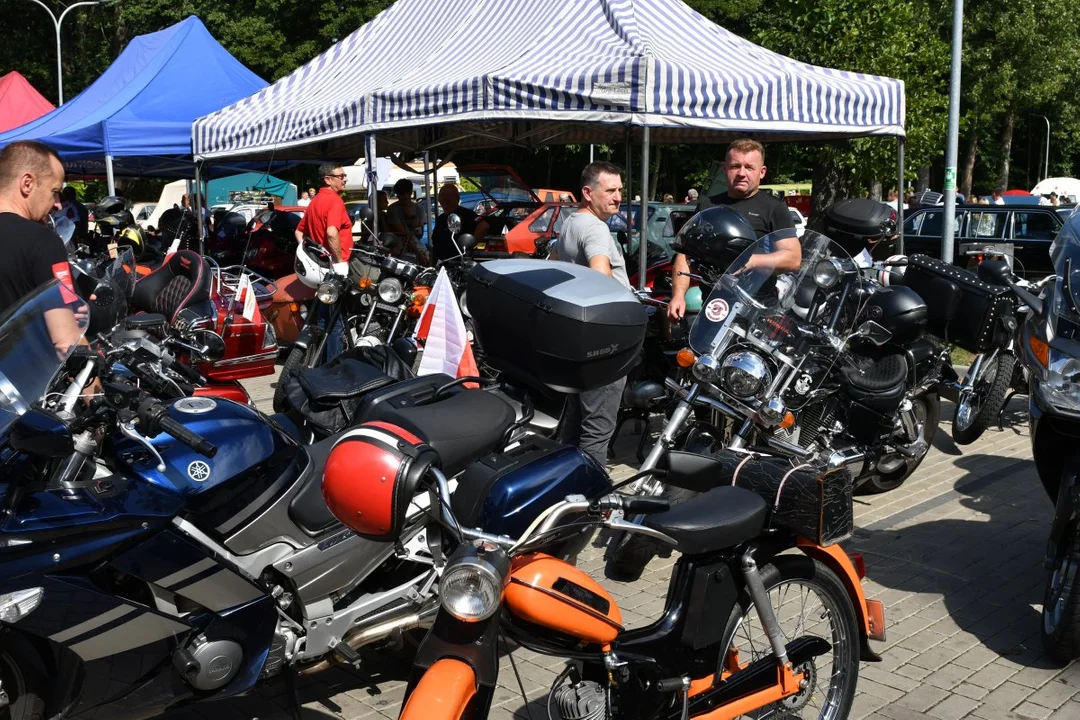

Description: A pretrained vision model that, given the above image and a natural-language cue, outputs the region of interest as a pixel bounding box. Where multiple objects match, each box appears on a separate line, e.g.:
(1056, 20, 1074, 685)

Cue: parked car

(606, 202, 695, 258)
(789, 206, 807, 237)
(133, 202, 156, 230)
(902, 204, 1064, 277)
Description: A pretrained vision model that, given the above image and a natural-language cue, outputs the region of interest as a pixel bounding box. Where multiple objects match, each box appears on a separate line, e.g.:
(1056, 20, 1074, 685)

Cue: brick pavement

(156, 376, 1078, 720)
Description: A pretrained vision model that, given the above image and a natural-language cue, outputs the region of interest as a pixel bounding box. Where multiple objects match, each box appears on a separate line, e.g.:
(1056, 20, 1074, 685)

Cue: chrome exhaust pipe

(826, 447, 867, 477)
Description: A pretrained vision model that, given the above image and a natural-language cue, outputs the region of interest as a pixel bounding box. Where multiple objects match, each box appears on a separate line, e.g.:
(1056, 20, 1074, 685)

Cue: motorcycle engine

(173, 635, 243, 690)
(552, 679, 607, 719)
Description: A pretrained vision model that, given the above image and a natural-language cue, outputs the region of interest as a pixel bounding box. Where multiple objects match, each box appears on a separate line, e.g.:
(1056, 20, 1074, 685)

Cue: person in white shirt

(992, 188, 1005, 205)
(297, 190, 311, 207)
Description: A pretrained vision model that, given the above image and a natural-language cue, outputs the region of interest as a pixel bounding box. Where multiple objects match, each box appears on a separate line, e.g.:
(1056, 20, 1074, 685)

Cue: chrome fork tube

(741, 546, 789, 665)
(632, 385, 700, 492)
(359, 299, 379, 336)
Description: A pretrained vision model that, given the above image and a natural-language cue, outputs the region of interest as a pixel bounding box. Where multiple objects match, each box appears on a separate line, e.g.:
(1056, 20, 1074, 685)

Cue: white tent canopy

(193, 0, 905, 161)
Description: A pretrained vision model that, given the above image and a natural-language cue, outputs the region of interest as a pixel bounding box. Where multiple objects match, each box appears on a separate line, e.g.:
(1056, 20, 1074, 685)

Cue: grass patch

(950, 346, 975, 366)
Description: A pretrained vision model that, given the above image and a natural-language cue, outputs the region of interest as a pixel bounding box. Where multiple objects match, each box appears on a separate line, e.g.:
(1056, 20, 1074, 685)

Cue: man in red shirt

(294, 163, 352, 262)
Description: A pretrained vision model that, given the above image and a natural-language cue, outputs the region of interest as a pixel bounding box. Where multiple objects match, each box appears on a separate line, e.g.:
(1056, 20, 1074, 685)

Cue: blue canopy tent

(0, 16, 268, 193)
(207, 171, 297, 206)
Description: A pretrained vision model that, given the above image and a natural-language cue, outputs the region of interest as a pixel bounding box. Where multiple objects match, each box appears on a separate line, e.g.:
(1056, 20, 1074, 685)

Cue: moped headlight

(720, 351, 771, 399)
(377, 277, 404, 304)
(813, 258, 843, 289)
(441, 557, 503, 622)
(316, 281, 340, 305)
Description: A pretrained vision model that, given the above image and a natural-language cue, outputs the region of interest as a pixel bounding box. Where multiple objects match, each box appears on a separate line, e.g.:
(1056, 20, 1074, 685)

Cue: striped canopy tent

(194, 0, 905, 160)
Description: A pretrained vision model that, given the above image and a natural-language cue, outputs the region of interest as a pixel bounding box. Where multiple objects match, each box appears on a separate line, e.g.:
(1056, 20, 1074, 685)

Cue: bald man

(431, 183, 489, 262)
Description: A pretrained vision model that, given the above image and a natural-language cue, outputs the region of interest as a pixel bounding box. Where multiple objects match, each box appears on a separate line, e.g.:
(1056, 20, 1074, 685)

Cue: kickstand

(998, 390, 1023, 430)
(284, 667, 303, 720)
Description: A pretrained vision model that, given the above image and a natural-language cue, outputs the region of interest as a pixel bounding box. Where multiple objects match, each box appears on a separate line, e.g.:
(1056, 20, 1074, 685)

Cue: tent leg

(366, 134, 379, 238)
(897, 136, 905, 255)
(105, 154, 115, 197)
(423, 151, 433, 246)
(639, 127, 650, 290)
(195, 161, 205, 255)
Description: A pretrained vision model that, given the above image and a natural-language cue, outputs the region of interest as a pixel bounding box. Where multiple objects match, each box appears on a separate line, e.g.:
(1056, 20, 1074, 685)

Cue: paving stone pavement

(156, 374, 1078, 720)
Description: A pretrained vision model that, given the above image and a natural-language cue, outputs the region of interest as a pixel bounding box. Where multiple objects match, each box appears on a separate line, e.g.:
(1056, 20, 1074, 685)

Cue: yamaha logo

(187, 461, 211, 482)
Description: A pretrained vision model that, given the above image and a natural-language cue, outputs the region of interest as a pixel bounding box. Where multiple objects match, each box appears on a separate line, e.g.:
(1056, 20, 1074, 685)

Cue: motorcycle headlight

(378, 277, 404, 304)
(1040, 347, 1080, 413)
(317, 281, 340, 305)
(720, 351, 772, 399)
(692, 354, 722, 383)
(813, 258, 843, 289)
(440, 556, 504, 622)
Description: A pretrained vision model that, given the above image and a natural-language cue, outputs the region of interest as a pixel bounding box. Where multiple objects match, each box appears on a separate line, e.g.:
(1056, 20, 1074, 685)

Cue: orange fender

(399, 658, 476, 720)
(796, 539, 886, 659)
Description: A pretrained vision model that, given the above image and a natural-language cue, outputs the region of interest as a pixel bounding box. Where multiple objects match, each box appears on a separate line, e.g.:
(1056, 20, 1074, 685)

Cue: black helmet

(95, 195, 127, 216)
(824, 199, 898, 256)
(865, 286, 927, 345)
(671, 206, 756, 268)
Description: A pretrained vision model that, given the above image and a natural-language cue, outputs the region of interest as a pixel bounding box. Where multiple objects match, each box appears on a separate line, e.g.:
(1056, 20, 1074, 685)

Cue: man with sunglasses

(295, 163, 353, 263)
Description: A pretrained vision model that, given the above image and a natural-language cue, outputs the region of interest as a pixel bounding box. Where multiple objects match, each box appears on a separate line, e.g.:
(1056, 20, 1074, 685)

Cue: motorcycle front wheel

(0, 635, 47, 720)
(1042, 518, 1080, 662)
(273, 342, 319, 413)
(719, 555, 859, 720)
(952, 353, 1015, 446)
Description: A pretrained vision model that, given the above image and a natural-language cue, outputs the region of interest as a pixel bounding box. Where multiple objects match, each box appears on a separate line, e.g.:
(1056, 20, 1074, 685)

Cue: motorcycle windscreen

(0, 280, 90, 434)
(688, 230, 852, 358)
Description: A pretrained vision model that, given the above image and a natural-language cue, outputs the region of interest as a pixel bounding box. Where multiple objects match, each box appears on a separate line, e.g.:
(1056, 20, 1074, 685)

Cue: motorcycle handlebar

(168, 357, 205, 385)
(159, 415, 217, 458)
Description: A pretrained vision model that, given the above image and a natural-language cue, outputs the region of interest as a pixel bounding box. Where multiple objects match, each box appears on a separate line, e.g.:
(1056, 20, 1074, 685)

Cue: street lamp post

(1033, 114, 1050, 183)
(27, 0, 115, 105)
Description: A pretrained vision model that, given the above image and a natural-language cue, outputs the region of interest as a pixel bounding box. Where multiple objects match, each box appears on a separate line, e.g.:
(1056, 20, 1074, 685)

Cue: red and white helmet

(877, 254, 908, 287)
(295, 241, 348, 289)
(322, 422, 437, 540)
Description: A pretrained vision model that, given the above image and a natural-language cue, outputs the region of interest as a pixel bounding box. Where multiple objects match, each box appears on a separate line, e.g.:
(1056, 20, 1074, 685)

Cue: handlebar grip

(622, 497, 671, 515)
(159, 415, 217, 458)
(169, 358, 204, 385)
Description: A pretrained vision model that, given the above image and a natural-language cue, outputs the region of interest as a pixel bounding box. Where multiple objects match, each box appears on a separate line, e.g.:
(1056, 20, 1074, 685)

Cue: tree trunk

(960, 130, 978, 197)
(997, 109, 1015, 191)
(808, 144, 852, 229)
(916, 166, 930, 193)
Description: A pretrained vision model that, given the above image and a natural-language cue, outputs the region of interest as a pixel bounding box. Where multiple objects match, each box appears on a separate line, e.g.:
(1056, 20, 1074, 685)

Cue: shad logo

(187, 461, 211, 482)
(586, 343, 620, 359)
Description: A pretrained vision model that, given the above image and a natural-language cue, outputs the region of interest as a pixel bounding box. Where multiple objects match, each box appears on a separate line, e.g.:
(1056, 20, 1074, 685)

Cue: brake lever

(118, 420, 167, 472)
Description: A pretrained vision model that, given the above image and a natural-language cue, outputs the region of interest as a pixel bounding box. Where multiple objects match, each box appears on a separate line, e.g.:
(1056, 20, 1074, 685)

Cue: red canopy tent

(0, 71, 54, 133)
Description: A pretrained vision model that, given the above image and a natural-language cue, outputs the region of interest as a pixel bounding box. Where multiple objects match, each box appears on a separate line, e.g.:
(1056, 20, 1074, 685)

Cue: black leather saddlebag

(694, 449, 854, 546)
(902, 254, 1014, 353)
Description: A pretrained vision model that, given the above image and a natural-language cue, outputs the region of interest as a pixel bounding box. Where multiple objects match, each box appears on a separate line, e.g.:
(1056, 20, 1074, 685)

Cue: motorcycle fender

(399, 658, 477, 720)
(1047, 461, 1080, 563)
(292, 324, 321, 351)
(795, 539, 883, 662)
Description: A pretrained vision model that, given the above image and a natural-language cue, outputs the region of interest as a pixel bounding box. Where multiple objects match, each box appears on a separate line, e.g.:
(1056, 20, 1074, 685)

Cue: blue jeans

(317, 303, 346, 362)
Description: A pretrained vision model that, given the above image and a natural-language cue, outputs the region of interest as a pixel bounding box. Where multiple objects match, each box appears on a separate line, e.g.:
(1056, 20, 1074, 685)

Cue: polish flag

(413, 267, 478, 383)
(235, 273, 263, 323)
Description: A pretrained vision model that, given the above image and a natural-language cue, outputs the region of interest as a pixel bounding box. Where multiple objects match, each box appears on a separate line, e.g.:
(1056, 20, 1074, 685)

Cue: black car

(902, 204, 1063, 277)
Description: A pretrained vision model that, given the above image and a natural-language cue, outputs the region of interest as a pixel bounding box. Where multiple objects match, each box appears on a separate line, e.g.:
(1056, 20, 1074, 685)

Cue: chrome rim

(956, 361, 999, 431)
(725, 578, 853, 719)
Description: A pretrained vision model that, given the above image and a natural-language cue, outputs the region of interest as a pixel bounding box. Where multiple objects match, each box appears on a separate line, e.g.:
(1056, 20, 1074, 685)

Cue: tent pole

(423, 151, 433, 244)
(105, 154, 115, 196)
(639, 127, 650, 290)
(625, 134, 632, 258)
(365, 134, 379, 238)
(194, 160, 205, 255)
(897, 136, 905, 254)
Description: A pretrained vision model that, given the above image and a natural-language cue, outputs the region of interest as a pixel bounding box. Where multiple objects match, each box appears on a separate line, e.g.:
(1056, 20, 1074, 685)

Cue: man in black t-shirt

(430, 183, 489, 263)
(0, 141, 86, 359)
(667, 139, 798, 321)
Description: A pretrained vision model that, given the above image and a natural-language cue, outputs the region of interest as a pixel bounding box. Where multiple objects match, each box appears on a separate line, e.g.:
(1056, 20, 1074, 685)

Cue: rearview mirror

(458, 233, 478, 250)
(192, 329, 226, 361)
(979, 259, 1011, 284)
(379, 232, 404, 253)
(447, 213, 462, 235)
(853, 320, 892, 346)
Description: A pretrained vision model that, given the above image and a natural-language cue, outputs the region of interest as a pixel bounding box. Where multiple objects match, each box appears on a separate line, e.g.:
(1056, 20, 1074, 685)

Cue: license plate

(376, 302, 401, 313)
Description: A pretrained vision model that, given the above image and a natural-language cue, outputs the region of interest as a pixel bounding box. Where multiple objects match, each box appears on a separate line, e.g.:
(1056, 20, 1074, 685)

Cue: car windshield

(458, 167, 538, 209)
(1051, 211, 1080, 311)
(689, 230, 856, 359)
(0, 280, 90, 435)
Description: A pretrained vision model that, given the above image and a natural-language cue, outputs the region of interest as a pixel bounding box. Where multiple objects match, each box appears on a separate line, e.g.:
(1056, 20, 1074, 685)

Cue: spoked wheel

(0, 637, 46, 720)
(1042, 520, 1080, 662)
(857, 391, 939, 495)
(272, 342, 319, 413)
(953, 354, 1015, 445)
(719, 556, 859, 719)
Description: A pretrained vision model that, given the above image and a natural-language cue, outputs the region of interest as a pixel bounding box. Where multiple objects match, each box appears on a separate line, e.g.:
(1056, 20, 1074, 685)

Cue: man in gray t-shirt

(552, 161, 631, 468)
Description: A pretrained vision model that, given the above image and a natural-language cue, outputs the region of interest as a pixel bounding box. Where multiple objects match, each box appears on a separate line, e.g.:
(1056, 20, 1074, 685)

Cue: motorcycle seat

(125, 313, 168, 329)
(841, 350, 908, 393)
(131, 250, 211, 324)
(644, 486, 767, 555)
(288, 433, 343, 536)
(363, 389, 516, 477)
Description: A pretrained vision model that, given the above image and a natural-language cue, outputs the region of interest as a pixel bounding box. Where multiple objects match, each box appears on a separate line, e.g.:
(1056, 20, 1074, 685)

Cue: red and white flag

(413, 267, 478, 382)
(236, 273, 262, 323)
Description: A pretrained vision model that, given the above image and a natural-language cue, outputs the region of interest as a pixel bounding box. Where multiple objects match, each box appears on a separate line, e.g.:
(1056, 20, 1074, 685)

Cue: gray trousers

(561, 377, 627, 468)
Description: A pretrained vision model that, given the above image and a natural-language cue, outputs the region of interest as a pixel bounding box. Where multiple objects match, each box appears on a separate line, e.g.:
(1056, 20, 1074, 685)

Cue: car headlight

(692, 354, 721, 383)
(317, 281, 340, 305)
(378, 277, 404, 304)
(1040, 347, 1080, 412)
(720, 351, 771, 399)
(813, 258, 843, 289)
(440, 556, 504, 622)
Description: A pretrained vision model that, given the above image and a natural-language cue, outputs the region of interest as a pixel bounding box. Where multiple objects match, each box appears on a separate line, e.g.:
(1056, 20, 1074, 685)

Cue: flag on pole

(413, 267, 478, 382)
(236, 273, 262, 323)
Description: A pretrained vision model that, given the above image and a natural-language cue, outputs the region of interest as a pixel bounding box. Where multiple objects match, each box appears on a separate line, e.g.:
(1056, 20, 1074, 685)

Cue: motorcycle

(0, 279, 609, 719)
(996, 208, 1080, 661)
(609, 227, 948, 578)
(320, 432, 884, 720)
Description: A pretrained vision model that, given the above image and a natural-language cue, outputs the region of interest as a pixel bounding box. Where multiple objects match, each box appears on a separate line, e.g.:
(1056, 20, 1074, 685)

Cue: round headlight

(316, 281, 340, 305)
(813, 258, 843, 289)
(720, 351, 771, 399)
(692, 354, 722, 383)
(440, 558, 503, 622)
(378, 277, 404, 304)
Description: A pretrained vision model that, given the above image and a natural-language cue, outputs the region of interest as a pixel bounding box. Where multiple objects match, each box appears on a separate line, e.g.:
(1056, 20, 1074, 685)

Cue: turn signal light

(779, 411, 796, 430)
(357, 276, 373, 290)
(676, 348, 696, 368)
(1029, 335, 1050, 368)
(848, 552, 867, 579)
